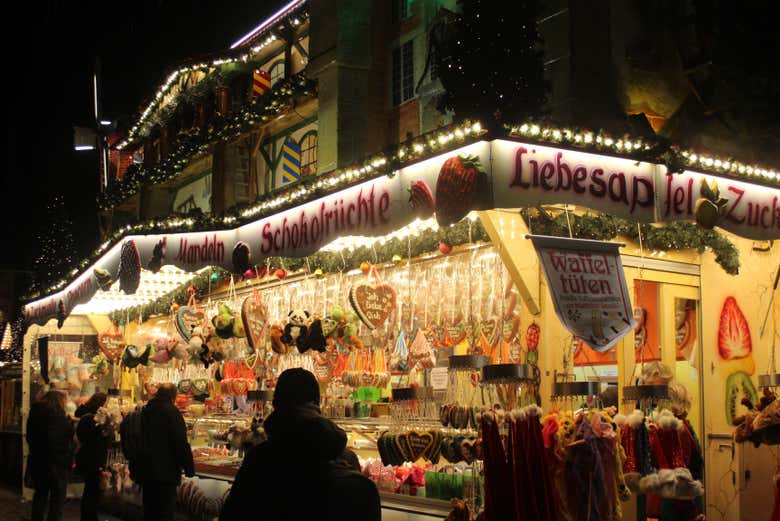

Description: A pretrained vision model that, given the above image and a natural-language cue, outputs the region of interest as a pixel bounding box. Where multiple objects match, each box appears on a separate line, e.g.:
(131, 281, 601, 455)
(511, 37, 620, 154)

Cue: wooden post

(216, 85, 230, 115)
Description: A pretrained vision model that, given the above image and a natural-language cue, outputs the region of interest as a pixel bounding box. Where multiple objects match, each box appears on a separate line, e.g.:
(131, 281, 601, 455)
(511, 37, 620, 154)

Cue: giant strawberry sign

(717, 297, 752, 360)
(434, 155, 489, 226)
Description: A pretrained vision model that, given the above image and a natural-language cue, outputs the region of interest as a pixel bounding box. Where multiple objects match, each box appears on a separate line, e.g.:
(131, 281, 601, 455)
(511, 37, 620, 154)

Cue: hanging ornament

(243, 268, 255, 279)
(392, 254, 403, 265)
(439, 241, 453, 255)
(360, 261, 371, 274)
(314, 268, 324, 279)
(526, 323, 540, 351)
(275, 268, 287, 279)
(210, 272, 220, 283)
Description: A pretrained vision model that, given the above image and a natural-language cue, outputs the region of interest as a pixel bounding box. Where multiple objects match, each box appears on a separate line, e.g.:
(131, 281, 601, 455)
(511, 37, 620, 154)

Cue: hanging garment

(480, 412, 515, 521)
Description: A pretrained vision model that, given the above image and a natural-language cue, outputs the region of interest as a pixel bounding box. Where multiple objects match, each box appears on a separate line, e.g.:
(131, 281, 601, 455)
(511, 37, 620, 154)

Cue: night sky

(3, 0, 277, 272)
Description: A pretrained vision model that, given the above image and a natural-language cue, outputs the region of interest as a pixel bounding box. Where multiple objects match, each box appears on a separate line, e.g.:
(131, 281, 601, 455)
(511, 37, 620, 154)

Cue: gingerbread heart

(459, 437, 478, 463)
(98, 331, 125, 361)
(176, 306, 204, 341)
(405, 430, 435, 462)
(241, 296, 268, 350)
(446, 314, 466, 345)
(503, 314, 520, 342)
(481, 317, 500, 346)
(394, 433, 411, 463)
(349, 283, 397, 330)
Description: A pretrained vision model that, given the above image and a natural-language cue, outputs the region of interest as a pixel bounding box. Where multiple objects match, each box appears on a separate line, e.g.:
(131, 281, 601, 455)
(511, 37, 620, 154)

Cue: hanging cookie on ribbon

(348, 266, 397, 330)
(98, 322, 126, 362)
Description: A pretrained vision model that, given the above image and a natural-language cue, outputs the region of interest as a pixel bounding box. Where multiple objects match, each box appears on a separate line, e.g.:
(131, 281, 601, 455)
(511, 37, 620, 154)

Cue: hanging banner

(23, 137, 780, 327)
(528, 235, 636, 352)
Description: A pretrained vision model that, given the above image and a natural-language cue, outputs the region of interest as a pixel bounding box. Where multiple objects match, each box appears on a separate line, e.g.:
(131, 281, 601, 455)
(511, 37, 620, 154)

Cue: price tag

(430, 367, 448, 390)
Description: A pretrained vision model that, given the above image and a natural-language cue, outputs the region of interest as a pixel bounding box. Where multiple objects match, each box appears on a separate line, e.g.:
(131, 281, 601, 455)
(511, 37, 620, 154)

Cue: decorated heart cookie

(349, 283, 397, 330)
(241, 295, 268, 351)
(176, 306, 205, 341)
(405, 430, 436, 462)
(446, 313, 467, 345)
(98, 330, 126, 361)
(118, 240, 141, 294)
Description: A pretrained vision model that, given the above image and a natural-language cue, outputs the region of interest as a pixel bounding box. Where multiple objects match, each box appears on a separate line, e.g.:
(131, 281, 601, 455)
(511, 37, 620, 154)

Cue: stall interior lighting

(319, 217, 442, 253)
(70, 265, 205, 316)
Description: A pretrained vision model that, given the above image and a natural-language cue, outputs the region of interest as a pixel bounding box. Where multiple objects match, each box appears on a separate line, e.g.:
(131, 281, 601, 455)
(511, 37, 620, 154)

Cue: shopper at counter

(137, 383, 195, 521)
(75, 392, 108, 521)
(25, 390, 74, 521)
(220, 368, 381, 521)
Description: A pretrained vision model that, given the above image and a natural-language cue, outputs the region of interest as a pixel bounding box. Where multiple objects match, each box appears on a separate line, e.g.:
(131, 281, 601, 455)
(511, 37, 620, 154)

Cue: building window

(392, 39, 415, 106)
(269, 60, 285, 86)
(299, 131, 318, 176)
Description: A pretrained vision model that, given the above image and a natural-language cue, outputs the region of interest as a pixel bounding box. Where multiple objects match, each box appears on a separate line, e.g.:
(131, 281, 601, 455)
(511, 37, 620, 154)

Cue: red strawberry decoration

(408, 180, 435, 217)
(526, 323, 540, 351)
(434, 154, 488, 226)
(717, 297, 752, 360)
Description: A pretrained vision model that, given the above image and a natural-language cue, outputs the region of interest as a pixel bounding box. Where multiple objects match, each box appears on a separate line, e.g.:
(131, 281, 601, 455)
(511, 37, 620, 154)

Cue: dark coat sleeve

(219, 445, 262, 521)
(170, 408, 195, 477)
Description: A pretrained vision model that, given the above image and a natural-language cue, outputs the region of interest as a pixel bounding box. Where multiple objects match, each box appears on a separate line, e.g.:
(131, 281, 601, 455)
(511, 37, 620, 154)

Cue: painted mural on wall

(717, 296, 759, 425)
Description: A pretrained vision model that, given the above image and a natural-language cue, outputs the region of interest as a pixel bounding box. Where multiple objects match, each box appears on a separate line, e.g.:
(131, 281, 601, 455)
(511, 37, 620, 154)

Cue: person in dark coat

(75, 392, 108, 521)
(139, 383, 195, 521)
(220, 368, 381, 521)
(26, 390, 74, 521)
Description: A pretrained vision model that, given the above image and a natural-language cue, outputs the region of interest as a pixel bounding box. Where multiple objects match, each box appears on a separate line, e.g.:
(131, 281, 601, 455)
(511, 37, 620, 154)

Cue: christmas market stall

(19, 122, 780, 520)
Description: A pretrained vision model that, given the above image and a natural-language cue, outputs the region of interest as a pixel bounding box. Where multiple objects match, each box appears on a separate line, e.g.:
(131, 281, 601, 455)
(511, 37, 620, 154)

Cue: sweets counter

(185, 414, 465, 519)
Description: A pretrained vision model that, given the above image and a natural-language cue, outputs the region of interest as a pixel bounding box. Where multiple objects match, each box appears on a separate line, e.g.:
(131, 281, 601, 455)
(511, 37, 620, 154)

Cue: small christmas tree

(32, 196, 78, 293)
(432, 0, 547, 126)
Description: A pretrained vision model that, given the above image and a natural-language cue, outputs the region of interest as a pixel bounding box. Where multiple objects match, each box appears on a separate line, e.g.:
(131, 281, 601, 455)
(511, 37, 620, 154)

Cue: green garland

(99, 73, 316, 210)
(110, 219, 489, 324)
(524, 210, 740, 274)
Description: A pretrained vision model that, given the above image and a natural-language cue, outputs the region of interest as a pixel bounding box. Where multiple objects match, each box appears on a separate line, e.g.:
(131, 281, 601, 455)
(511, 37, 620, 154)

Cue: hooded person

(220, 368, 381, 521)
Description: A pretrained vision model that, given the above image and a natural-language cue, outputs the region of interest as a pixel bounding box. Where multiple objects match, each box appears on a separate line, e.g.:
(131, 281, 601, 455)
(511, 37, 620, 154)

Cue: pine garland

(524, 210, 740, 274)
(99, 73, 316, 210)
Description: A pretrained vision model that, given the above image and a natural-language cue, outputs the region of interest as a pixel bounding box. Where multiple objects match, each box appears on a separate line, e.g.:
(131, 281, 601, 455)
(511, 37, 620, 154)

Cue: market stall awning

(23, 131, 780, 328)
(70, 265, 205, 316)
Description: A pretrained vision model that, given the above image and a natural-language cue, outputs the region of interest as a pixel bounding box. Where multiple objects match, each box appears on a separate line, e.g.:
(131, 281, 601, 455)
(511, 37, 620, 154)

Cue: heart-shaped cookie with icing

(446, 313, 466, 345)
(405, 430, 436, 462)
(241, 295, 268, 351)
(98, 330, 125, 361)
(481, 317, 500, 346)
(348, 282, 397, 330)
(176, 306, 204, 341)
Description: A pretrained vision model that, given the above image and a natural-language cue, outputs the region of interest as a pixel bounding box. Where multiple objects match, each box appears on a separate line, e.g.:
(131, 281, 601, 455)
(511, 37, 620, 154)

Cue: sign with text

(529, 235, 636, 352)
(24, 138, 780, 326)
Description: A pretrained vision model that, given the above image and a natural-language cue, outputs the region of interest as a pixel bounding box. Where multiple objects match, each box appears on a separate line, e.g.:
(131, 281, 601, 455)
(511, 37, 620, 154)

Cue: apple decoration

(392, 254, 403, 265)
(244, 268, 255, 279)
(275, 268, 287, 279)
(314, 268, 324, 279)
(438, 241, 452, 255)
(360, 261, 371, 274)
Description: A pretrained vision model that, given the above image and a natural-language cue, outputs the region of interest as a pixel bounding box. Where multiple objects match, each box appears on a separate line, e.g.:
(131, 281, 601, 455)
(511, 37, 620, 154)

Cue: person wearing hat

(220, 368, 381, 521)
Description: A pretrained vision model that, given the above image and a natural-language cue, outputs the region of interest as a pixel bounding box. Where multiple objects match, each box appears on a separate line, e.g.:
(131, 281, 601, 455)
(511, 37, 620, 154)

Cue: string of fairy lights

(115, 6, 308, 150)
(508, 122, 780, 185)
(25, 120, 486, 301)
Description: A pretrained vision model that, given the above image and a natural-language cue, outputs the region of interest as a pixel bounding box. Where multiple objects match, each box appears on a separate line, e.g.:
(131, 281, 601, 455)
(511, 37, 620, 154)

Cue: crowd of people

(24, 369, 381, 521)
